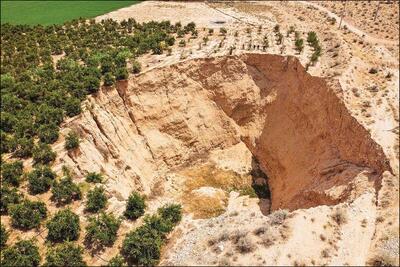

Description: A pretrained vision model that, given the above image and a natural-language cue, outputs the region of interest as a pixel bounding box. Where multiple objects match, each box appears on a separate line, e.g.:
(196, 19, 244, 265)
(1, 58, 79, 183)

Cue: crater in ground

(63, 53, 391, 215)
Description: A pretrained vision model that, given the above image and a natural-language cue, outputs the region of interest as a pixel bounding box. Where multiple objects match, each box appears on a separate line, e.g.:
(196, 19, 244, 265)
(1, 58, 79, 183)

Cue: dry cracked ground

(3, 1, 399, 266)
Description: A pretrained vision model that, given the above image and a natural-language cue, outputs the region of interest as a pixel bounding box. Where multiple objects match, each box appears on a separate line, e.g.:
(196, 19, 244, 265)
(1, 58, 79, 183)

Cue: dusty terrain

(3, 1, 399, 266)
(314, 0, 399, 41)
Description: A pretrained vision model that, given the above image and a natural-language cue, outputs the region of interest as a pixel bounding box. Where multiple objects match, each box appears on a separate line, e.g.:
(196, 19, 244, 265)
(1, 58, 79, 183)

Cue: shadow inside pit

(250, 156, 271, 216)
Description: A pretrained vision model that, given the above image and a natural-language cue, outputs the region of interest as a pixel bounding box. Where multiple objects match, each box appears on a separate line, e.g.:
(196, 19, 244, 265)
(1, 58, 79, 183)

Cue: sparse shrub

(208, 28, 214, 35)
(32, 142, 56, 164)
(130, 60, 141, 74)
(238, 186, 257, 197)
(121, 201, 182, 265)
(85, 212, 121, 248)
(263, 35, 269, 50)
(218, 257, 231, 266)
(236, 236, 255, 254)
(385, 72, 393, 79)
(368, 253, 398, 267)
(231, 230, 246, 244)
(85, 186, 107, 212)
(202, 36, 209, 44)
(104, 72, 115, 86)
(84, 75, 101, 94)
(105, 255, 127, 267)
(124, 192, 146, 220)
(209, 230, 229, 246)
(157, 203, 182, 225)
(321, 248, 330, 258)
(295, 38, 304, 53)
(65, 131, 79, 150)
(51, 176, 81, 205)
(28, 165, 56, 194)
(274, 24, 280, 33)
(1, 239, 41, 267)
(220, 27, 227, 35)
(331, 207, 348, 225)
(177, 29, 185, 38)
(115, 67, 129, 81)
(229, 46, 234, 55)
(261, 233, 274, 248)
(9, 200, 47, 230)
(85, 172, 103, 183)
(13, 137, 34, 158)
(179, 39, 186, 47)
(253, 226, 268, 236)
(121, 224, 163, 266)
(47, 209, 80, 242)
(191, 29, 198, 38)
(269, 209, 288, 225)
(320, 234, 326, 241)
(151, 43, 163, 55)
(369, 68, 378, 74)
(219, 231, 230, 242)
(0, 185, 22, 214)
(1, 160, 23, 186)
(44, 242, 87, 267)
(276, 32, 283, 45)
(307, 31, 318, 46)
(1, 132, 17, 154)
(287, 25, 295, 36)
(310, 51, 319, 64)
(1, 224, 8, 248)
(37, 123, 59, 144)
(64, 97, 81, 118)
(142, 214, 173, 238)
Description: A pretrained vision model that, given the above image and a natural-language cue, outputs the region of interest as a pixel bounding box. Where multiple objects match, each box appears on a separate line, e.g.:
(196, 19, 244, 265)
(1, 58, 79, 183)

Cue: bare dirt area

(313, 0, 399, 41)
(2, 1, 399, 266)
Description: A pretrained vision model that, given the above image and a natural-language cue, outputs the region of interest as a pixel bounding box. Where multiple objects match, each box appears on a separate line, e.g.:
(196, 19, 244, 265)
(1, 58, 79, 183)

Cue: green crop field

(1, 1, 140, 25)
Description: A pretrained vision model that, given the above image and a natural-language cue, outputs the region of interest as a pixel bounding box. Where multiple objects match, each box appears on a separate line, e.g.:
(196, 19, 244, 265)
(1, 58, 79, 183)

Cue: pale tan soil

(2, 1, 399, 266)
(314, 0, 399, 41)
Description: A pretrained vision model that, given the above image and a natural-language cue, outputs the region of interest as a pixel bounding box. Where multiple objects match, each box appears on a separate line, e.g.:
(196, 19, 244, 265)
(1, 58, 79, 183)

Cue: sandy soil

(313, 0, 399, 41)
(2, 1, 398, 266)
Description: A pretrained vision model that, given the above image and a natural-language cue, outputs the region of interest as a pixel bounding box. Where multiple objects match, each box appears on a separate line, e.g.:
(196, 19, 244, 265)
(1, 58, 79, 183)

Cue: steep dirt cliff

(178, 54, 391, 210)
(56, 54, 390, 212)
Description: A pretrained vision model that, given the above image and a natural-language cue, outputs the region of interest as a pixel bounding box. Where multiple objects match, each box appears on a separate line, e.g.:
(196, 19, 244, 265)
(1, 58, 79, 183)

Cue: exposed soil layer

(165, 54, 391, 211)
(60, 53, 390, 212)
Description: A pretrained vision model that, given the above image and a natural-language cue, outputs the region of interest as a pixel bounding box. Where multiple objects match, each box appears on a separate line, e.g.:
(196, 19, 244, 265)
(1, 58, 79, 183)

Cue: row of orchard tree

(1, 17, 192, 266)
(1, 18, 196, 158)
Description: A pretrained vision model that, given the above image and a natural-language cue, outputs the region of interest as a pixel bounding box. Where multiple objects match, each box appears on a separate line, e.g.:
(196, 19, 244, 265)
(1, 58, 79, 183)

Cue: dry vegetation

(180, 164, 254, 218)
(316, 1, 399, 40)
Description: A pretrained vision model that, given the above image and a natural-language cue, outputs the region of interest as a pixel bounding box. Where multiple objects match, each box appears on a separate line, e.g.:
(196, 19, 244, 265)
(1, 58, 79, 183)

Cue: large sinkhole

(92, 53, 391, 214)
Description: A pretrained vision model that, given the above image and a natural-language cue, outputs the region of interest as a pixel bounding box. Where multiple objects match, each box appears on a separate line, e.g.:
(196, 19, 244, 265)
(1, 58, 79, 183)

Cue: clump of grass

(239, 186, 258, 198)
(182, 164, 252, 193)
(181, 164, 253, 218)
(321, 248, 330, 258)
(235, 236, 255, 254)
(269, 209, 289, 225)
(231, 230, 247, 244)
(253, 226, 268, 236)
(182, 194, 226, 219)
(331, 207, 348, 225)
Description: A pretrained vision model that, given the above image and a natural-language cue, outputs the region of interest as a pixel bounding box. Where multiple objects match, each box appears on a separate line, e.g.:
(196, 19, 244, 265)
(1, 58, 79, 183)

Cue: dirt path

(300, 1, 398, 46)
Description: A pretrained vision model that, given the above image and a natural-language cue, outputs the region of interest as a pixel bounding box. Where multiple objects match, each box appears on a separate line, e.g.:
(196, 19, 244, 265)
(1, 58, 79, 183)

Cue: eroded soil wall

(186, 54, 390, 210)
(60, 54, 390, 211)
